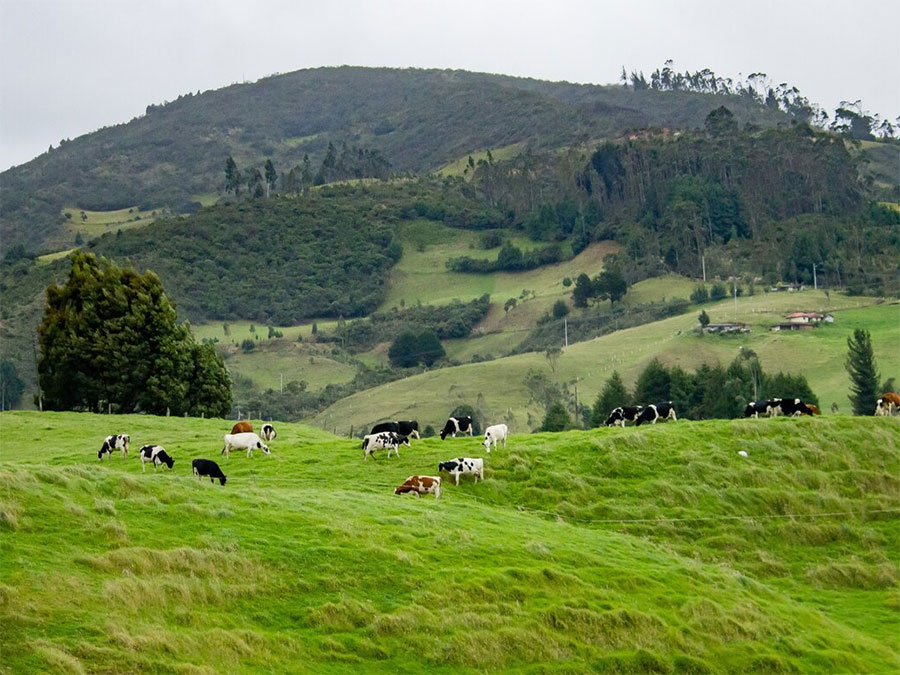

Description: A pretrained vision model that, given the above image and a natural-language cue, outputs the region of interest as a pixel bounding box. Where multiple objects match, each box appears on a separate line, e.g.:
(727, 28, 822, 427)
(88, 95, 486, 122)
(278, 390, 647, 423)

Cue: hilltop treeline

(464, 117, 899, 293)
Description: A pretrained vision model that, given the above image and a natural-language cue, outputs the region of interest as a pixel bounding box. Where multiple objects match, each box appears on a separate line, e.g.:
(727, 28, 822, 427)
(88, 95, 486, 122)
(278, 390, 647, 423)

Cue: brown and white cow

(876, 392, 900, 416)
(394, 475, 442, 499)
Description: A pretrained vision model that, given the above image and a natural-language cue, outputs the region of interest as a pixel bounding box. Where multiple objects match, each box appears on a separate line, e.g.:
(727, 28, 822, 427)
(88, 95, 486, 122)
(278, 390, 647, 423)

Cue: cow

(438, 457, 484, 485)
(875, 392, 900, 416)
(230, 421, 254, 434)
(221, 432, 270, 458)
(777, 398, 814, 417)
(98, 434, 130, 460)
(397, 420, 420, 440)
(370, 421, 400, 435)
(362, 432, 409, 460)
(394, 475, 442, 499)
(138, 445, 174, 472)
(193, 459, 227, 485)
(743, 400, 779, 419)
(635, 402, 677, 426)
(482, 424, 508, 452)
(440, 416, 473, 440)
(261, 423, 277, 441)
(805, 403, 822, 416)
(604, 406, 643, 427)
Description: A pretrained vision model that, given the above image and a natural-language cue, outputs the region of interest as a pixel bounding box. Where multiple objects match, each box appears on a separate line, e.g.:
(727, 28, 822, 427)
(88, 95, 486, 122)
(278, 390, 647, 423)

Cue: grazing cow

(98, 434, 130, 460)
(362, 432, 409, 460)
(438, 457, 484, 485)
(743, 400, 779, 419)
(604, 406, 643, 427)
(192, 459, 227, 485)
(805, 403, 822, 416)
(261, 423, 277, 441)
(221, 432, 270, 458)
(777, 398, 814, 417)
(394, 475, 442, 499)
(230, 421, 254, 434)
(635, 402, 677, 426)
(397, 420, 420, 440)
(440, 416, 474, 440)
(482, 424, 508, 452)
(875, 392, 900, 416)
(370, 421, 400, 435)
(139, 445, 174, 472)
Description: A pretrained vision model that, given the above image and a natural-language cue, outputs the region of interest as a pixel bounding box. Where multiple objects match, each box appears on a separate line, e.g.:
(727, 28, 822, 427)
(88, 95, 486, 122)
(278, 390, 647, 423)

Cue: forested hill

(0, 66, 789, 256)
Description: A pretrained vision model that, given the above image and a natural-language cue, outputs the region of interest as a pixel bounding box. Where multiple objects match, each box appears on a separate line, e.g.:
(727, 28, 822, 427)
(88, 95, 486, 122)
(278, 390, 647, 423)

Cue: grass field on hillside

(1, 412, 897, 672)
(317, 294, 898, 435)
(436, 143, 526, 176)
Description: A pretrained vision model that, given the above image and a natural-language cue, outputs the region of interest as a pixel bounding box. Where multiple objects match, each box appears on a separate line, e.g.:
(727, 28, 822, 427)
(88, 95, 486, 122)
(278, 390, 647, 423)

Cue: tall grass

(1, 411, 897, 671)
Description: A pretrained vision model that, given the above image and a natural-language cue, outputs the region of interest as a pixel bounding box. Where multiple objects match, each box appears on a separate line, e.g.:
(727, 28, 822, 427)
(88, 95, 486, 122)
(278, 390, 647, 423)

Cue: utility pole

(702, 255, 706, 283)
(564, 318, 568, 348)
(813, 263, 818, 290)
(280, 373, 283, 394)
(733, 282, 737, 322)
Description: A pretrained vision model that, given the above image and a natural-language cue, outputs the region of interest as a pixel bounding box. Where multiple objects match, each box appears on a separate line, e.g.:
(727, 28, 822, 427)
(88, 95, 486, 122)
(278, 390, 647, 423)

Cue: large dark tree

(590, 371, 629, 427)
(845, 329, 880, 415)
(37, 252, 231, 416)
(0, 360, 25, 410)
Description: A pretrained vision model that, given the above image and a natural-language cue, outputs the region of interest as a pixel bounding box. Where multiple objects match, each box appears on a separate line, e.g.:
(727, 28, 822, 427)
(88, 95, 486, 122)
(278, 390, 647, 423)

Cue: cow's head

(218, 475, 227, 486)
(162, 456, 175, 470)
(257, 441, 270, 455)
(98, 448, 106, 460)
(397, 435, 411, 447)
(604, 409, 622, 427)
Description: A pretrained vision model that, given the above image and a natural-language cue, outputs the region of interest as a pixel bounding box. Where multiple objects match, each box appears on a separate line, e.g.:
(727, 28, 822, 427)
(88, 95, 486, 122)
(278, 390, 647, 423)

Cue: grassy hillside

(1, 411, 897, 672)
(316, 292, 898, 434)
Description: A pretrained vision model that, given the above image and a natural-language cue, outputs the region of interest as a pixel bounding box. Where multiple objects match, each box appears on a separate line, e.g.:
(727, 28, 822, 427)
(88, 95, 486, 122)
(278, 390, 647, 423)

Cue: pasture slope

(1, 411, 898, 672)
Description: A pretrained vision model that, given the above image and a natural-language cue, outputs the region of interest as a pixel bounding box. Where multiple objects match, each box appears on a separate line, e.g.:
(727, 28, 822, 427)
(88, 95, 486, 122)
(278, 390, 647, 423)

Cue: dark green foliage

(710, 283, 727, 301)
(447, 242, 567, 273)
(241, 339, 256, 353)
(0, 359, 25, 410)
(704, 105, 738, 136)
(37, 252, 231, 415)
(845, 329, 880, 415)
(572, 273, 594, 308)
(90, 187, 407, 323)
(633, 359, 672, 404)
(552, 300, 569, 320)
(570, 261, 629, 307)
(690, 285, 709, 304)
(698, 310, 710, 327)
(422, 424, 436, 438)
(388, 329, 445, 368)
(540, 401, 572, 432)
(590, 371, 629, 427)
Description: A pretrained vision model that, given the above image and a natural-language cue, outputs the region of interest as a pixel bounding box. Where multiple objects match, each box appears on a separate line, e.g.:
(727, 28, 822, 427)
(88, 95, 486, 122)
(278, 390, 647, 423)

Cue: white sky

(1, 0, 898, 171)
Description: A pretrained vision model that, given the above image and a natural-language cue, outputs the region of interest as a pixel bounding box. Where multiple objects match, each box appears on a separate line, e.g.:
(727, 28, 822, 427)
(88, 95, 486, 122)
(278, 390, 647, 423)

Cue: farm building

(771, 322, 816, 332)
(769, 283, 805, 292)
(785, 312, 834, 324)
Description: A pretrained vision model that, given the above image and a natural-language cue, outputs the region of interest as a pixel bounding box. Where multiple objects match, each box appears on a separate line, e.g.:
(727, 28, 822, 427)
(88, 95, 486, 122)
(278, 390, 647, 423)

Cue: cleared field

(1, 411, 897, 672)
(436, 143, 526, 176)
(60, 205, 166, 240)
(317, 292, 898, 435)
(224, 341, 357, 391)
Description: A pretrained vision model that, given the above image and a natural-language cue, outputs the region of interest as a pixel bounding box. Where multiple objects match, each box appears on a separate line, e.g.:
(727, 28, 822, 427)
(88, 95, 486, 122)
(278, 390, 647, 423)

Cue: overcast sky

(1, 0, 898, 171)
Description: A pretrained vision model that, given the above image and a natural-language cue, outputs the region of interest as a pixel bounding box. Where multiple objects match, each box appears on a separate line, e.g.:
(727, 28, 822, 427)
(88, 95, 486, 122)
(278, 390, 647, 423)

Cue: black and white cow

(635, 402, 677, 426)
(362, 432, 409, 460)
(98, 434, 130, 460)
(260, 423, 277, 441)
(777, 398, 814, 417)
(743, 400, 779, 418)
(440, 416, 473, 440)
(438, 457, 484, 485)
(139, 444, 174, 472)
(193, 459, 226, 485)
(604, 406, 643, 427)
(221, 432, 270, 458)
(397, 420, 420, 440)
(370, 421, 399, 435)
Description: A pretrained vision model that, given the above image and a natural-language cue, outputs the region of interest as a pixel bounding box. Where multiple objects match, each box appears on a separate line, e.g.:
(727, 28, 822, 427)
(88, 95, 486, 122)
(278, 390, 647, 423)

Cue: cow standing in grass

(193, 459, 227, 485)
(440, 416, 473, 440)
(394, 475, 441, 499)
(604, 407, 642, 427)
(139, 445, 174, 472)
(438, 457, 484, 485)
(635, 402, 677, 426)
(875, 392, 900, 416)
(482, 424, 507, 452)
(221, 432, 270, 458)
(362, 432, 409, 460)
(98, 434, 130, 460)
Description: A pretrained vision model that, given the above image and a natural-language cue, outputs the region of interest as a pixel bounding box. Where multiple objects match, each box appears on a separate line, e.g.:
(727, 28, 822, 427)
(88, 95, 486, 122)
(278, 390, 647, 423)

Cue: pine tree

(591, 371, 629, 426)
(845, 328, 880, 415)
(264, 159, 277, 197)
(540, 401, 572, 432)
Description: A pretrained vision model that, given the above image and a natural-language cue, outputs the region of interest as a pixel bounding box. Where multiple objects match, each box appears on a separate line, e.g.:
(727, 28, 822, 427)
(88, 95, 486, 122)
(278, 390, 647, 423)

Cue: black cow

(635, 402, 677, 426)
(397, 420, 420, 440)
(440, 416, 473, 440)
(192, 459, 227, 485)
(604, 406, 643, 427)
(370, 421, 400, 435)
(743, 400, 778, 418)
(778, 398, 814, 417)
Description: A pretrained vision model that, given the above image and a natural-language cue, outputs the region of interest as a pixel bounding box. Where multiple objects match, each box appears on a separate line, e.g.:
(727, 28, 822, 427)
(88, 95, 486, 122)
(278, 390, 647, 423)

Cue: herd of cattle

(95, 392, 898, 496)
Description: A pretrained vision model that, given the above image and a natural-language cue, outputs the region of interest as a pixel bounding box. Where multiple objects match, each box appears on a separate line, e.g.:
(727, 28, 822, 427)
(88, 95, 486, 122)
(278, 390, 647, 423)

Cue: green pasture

(317, 293, 898, 435)
(60, 205, 165, 240)
(1, 411, 897, 672)
(436, 143, 526, 176)
(224, 341, 357, 392)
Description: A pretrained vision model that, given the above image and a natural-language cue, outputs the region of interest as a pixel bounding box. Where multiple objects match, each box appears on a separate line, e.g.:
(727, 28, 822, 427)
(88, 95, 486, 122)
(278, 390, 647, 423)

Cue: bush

(690, 285, 709, 304)
(710, 283, 727, 301)
(552, 300, 570, 320)
(241, 339, 256, 352)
